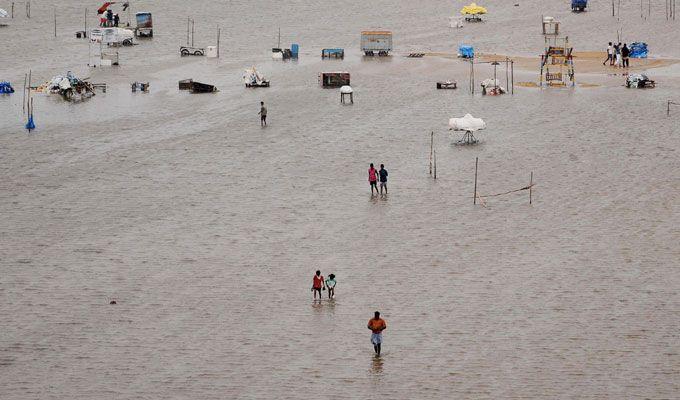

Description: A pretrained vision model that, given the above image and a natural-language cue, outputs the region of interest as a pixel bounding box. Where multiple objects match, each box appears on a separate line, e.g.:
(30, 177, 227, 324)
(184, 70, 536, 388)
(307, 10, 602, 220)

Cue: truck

(135, 12, 153, 37)
(571, 0, 587, 12)
(361, 31, 392, 56)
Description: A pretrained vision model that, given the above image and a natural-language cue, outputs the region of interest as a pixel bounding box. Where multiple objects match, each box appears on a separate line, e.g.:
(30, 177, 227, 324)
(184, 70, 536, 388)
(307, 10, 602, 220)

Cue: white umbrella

(449, 114, 486, 144)
(0, 9, 9, 18)
(449, 113, 486, 131)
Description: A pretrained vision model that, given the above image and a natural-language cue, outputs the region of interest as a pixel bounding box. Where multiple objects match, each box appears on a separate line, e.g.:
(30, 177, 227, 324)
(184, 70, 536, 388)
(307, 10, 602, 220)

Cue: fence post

(473, 157, 478, 204)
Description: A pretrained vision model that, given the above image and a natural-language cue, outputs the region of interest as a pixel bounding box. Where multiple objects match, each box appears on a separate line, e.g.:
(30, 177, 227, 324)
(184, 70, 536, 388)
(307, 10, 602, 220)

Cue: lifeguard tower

(540, 17, 575, 87)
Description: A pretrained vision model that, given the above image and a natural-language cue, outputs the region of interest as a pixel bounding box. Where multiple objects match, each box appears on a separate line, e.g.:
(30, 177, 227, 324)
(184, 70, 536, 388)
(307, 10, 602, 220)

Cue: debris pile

(243, 67, 270, 88)
(36, 71, 96, 101)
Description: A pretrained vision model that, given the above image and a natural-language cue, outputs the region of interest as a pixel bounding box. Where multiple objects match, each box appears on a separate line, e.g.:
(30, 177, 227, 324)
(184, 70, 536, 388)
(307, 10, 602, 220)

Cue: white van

(90, 27, 134, 46)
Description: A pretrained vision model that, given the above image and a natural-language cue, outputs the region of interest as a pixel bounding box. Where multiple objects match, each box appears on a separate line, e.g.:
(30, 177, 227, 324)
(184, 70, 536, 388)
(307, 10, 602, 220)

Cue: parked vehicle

(571, 0, 587, 12)
(361, 31, 392, 56)
(322, 48, 344, 59)
(319, 72, 350, 88)
(135, 12, 153, 37)
(180, 46, 205, 56)
(90, 27, 134, 46)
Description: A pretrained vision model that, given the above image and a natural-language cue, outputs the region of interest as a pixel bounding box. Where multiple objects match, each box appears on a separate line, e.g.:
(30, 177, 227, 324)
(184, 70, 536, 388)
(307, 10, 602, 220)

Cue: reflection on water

(370, 354, 384, 376)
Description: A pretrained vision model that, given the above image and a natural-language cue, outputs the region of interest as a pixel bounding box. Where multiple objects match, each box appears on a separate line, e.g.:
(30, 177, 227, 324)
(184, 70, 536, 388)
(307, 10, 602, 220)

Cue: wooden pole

(54, 7, 57, 37)
(191, 19, 195, 47)
(612, 0, 615, 16)
(186, 17, 190, 46)
(505, 57, 509, 93)
(529, 172, 533, 204)
(85, 8, 87, 36)
(433, 149, 437, 180)
(217, 27, 221, 57)
(11, 2, 14, 18)
(22, 73, 27, 114)
(429, 131, 433, 175)
(473, 157, 478, 204)
(511, 60, 514, 94)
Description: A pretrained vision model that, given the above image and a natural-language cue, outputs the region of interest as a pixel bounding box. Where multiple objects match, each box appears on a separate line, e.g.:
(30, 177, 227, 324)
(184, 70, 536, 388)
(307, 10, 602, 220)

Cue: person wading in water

(311, 270, 325, 300)
(367, 311, 387, 355)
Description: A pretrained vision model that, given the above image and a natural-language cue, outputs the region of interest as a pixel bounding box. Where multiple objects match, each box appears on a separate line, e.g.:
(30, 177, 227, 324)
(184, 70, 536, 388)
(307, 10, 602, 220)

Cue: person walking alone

(368, 163, 378, 196)
(367, 311, 387, 356)
(603, 42, 613, 66)
(258, 101, 267, 126)
(378, 164, 388, 196)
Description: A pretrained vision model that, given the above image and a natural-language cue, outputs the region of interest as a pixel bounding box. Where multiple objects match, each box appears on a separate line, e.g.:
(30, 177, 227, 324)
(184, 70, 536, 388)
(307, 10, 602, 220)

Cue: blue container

(459, 45, 474, 59)
(571, 0, 587, 10)
(291, 43, 299, 58)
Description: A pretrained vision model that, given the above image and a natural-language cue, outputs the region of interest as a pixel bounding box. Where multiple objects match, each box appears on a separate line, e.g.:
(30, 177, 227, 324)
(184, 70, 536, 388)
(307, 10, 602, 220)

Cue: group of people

(368, 163, 388, 196)
(99, 9, 120, 27)
(603, 42, 631, 68)
(311, 271, 387, 356)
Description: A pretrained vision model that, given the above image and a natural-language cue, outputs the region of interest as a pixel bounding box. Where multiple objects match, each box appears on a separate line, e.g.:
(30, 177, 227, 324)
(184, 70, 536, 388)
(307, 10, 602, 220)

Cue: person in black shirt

(378, 164, 388, 195)
(621, 43, 630, 68)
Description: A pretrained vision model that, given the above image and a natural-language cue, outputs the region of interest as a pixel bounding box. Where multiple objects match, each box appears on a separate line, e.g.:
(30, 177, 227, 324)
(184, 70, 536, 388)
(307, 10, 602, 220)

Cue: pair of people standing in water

(368, 163, 388, 196)
(311, 270, 336, 300)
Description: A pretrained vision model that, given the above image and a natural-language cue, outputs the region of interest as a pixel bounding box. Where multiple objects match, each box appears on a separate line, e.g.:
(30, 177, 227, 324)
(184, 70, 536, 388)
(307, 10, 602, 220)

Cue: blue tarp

(459, 45, 474, 59)
(25, 115, 35, 131)
(571, 0, 587, 8)
(630, 42, 648, 58)
(0, 81, 14, 94)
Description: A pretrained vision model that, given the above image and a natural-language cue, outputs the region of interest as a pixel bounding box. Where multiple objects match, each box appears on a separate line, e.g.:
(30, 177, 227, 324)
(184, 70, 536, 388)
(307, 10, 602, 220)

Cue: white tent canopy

(340, 85, 353, 94)
(0, 9, 9, 18)
(449, 114, 486, 132)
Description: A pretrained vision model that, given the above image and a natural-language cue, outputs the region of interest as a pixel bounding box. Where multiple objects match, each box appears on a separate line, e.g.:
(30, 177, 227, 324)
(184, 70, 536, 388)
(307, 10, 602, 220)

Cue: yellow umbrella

(461, 3, 487, 15)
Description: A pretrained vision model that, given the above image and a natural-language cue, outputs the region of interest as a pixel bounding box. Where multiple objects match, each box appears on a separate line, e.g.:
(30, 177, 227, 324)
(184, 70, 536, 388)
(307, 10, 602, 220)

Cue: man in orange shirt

(367, 311, 387, 355)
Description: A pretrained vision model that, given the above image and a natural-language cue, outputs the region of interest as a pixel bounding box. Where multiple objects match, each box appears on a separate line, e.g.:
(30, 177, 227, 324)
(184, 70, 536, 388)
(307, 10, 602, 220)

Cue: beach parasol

(449, 114, 486, 144)
(97, 2, 116, 14)
(0, 8, 8, 18)
(460, 3, 487, 15)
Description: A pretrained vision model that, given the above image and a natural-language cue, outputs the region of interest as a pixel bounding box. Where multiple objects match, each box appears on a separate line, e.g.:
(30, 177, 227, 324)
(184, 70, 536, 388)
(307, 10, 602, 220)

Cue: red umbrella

(97, 2, 116, 14)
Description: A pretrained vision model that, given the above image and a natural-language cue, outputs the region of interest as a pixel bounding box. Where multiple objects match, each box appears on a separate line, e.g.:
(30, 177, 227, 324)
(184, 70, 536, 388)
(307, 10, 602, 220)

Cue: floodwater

(1, 1, 679, 398)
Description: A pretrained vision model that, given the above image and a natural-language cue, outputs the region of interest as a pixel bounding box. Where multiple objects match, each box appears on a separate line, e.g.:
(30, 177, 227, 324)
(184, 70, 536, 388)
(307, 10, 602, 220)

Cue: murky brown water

(1, 1, 679, 398)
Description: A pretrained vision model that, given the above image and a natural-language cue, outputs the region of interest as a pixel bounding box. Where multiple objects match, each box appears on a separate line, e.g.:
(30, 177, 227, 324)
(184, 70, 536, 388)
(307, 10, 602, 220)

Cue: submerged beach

(1, 1, 679, 398)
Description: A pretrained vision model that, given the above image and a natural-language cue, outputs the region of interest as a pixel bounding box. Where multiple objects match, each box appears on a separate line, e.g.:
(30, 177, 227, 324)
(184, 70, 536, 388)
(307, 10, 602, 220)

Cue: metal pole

(473, 157, 478, 204)
(11, 2, 13, 18)
(54, 7, 57, 37)
(85, 8, 87, 36)
(191, 19, 195, 47)
(187, 18, 190, 46)
(529, 172, 533, 204)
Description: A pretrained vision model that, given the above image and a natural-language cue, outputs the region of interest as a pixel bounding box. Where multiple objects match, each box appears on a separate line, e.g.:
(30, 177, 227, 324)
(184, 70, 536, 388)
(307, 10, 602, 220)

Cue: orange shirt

(368, 318, 386, 334)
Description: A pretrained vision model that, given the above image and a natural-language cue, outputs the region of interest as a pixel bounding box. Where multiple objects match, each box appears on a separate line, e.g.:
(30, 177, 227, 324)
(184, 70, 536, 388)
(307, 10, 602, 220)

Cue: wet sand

(1, 1, 680, 399)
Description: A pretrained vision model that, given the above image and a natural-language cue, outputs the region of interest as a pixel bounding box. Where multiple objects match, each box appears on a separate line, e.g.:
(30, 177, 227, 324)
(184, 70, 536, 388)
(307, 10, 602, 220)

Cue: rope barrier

(478, 183, 535, 198)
